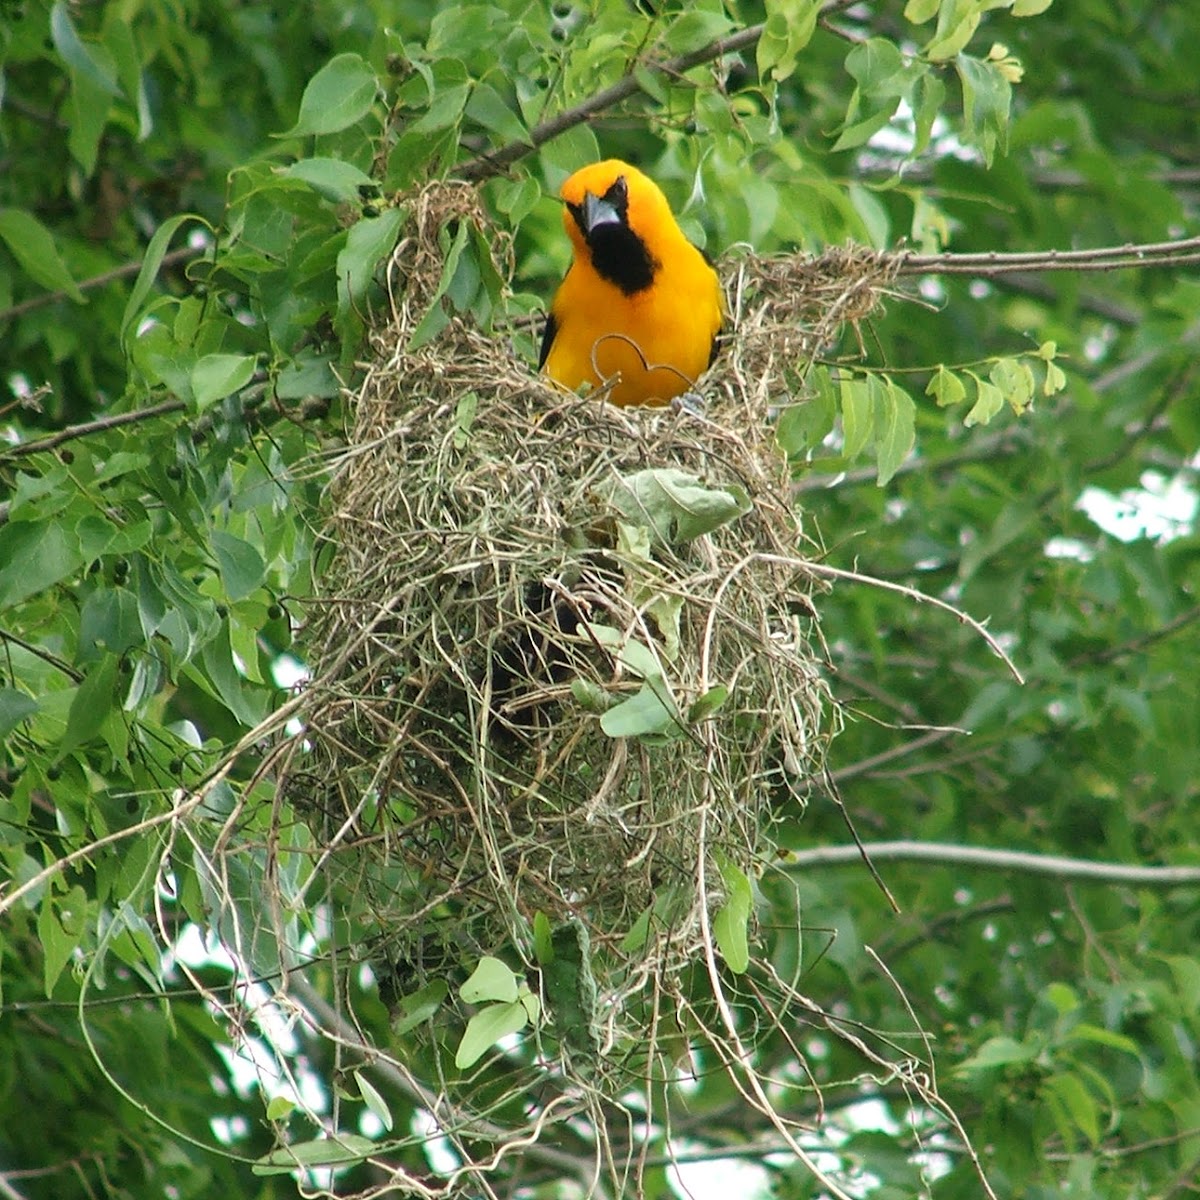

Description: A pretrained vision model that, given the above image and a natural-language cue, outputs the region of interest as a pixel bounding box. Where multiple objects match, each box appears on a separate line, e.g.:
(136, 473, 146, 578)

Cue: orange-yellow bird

(539, 160, 723, 408)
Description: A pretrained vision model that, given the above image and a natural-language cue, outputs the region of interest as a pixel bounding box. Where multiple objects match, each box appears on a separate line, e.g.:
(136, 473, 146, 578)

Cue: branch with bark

(787, 841, 1200, 885)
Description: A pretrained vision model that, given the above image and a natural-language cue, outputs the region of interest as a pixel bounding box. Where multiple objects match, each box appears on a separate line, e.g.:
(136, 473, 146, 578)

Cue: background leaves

(2, 1, 1199, 1198)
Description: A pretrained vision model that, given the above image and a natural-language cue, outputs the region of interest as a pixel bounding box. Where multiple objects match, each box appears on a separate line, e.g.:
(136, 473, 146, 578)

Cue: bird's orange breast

(544, 252, 720, 407)
(541, 161, 723, 408)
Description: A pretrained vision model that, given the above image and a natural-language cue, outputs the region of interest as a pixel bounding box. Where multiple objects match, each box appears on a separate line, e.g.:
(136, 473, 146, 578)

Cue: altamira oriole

(539, 160, 723, 408)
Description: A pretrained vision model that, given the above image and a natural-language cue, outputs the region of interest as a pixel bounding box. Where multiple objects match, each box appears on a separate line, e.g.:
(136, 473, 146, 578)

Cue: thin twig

(1067, 602, 1200, 669)
(784, 841, 1200, 885)
(291, 978, 611, 1200)
(828, 727, 958, 783)
(800, 558, 1025, 683)
(0, 245, 200, 323)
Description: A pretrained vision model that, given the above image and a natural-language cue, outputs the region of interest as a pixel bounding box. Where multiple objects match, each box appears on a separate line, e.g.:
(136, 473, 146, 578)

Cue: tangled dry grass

(252, 181, 932, 1196)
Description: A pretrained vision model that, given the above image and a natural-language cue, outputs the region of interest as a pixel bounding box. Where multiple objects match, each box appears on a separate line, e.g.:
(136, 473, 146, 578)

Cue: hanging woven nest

(271, 182, 906, 1186)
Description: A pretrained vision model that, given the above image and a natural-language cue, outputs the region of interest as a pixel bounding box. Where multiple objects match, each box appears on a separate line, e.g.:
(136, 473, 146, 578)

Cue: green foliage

(2, 0, 1198, 1198)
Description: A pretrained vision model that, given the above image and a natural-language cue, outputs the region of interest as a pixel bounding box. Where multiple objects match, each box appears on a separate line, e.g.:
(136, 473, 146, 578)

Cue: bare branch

(801, 559, 1025, 683)
(898, 235, 1200, 276)
(0, 245, 200, 323)
(0, 399, 186, 464)
(786, 841, 1200, 886)
(458, 24, 766, 181)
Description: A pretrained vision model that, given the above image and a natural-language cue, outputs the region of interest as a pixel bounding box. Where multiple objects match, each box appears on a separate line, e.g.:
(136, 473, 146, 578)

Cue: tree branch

(290, 977, 611, 1200)
(898, 235, 1200, 276)
(457, 23, 766, 182)
(0, 398, 186, 465)
(1067, 602, 1200, 669)
(801, 560, 1024, 683)
(990, 270, 1141, 326)
(786, 841, 1200, 885)
(0, 245, 200, 323)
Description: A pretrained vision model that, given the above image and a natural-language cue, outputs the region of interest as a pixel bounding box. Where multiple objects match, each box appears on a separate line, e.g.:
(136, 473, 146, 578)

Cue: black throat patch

(567, 177, 658, 296)
(583, 222, 657, 295)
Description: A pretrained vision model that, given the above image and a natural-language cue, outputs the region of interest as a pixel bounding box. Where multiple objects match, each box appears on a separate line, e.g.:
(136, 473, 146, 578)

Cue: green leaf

(77, 588, 143, 663)
(265, 1096, 295, 1122)
(832, 103, 899, 153)
(58, 655, 119, 760)
(274, 352, 340, 400)
(252, 1134, 376, 1175)
(336, 207, 404, 323)
(211, 530, 266, 602)
(621, 906, 653, 954)
(874, 376, 916, 486)
(925, 0, 982, 61)
(1012, 0, 1053, 14)
(197, 623, 266, 727)
(926, 363, 967, 407)
(840, 375, 874, 459)
(50, 2, 121, 96)
(455, 1000, 530, 1069)
(756, 0, 819, 82)
(664, 9, 735, 55)
(0, 208, 85, 301)
(776, 367, 837, 455)
(67, 65, 114, 176)
(965, 372, 1005, 426)
(121, 214, 202, 342)
(390, 980, 449, 1036)
(0, 688, 39, 737)
(569, 677, 614, 714)
(406, 218, 469, 349)
(602, 468, 751, 546)
(532, 912, 555, 965)
(0, 520, 85, 608)
(599, 680, 679, 739)
(583, 626, 662, 681)
(102, 18, 151, 139)
(1167, 956, 1200, 1017)
(39, 885, 88, 996)
(687, 685, 729, 723)
(1043, 359, 1067, 395)
(460, 956, 519, 1005)
(465, 82, 528, 144)
(904, 0, 941, 21)
(282, 53, 378, 137)
(1048, 1072, 1101, 1145)
(989, 356, 1036, 414)
(353, 1070, 393, 1133)
(956, 53, 1013, 165)
(911, 71, 946, 156)
(955, 1034, 1039, 1075)
(712, 858, 753, 974)
(411, 82, 471, 136)
(190, 353, 256, 411)
(1065, 1023, 1141, 1056)
(284, 158, 376, 205)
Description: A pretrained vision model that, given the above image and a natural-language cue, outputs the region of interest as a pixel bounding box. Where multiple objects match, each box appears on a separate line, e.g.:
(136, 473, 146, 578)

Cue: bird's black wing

(537, 310, 559, 371)
(694, 241, 724, 369)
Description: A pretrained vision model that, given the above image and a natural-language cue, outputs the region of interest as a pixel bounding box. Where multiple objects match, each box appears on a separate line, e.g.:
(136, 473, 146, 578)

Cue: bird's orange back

(540, 160, 723, 408)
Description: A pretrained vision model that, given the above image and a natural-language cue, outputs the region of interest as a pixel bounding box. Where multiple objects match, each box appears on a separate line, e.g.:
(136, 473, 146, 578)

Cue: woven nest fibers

(283, 183, 893, 1072)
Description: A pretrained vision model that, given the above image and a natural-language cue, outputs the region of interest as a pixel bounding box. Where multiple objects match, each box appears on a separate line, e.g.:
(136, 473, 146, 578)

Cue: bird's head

(558, 159, 679, 295)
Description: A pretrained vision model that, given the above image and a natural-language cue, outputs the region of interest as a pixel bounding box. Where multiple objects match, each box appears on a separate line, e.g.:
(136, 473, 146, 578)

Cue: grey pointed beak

(582, 190, 622, 234)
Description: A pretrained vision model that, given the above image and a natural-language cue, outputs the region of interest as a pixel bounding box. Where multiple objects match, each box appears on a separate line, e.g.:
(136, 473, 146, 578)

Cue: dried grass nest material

(288, 182, 896, 1059)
